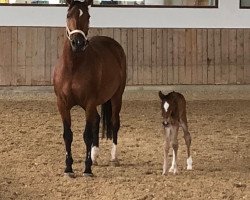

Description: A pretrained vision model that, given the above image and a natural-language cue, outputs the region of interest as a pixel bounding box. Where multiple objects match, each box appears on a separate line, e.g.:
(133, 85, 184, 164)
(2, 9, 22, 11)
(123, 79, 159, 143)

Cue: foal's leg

(180, 118, 192, 170)
(83, 107, 100, 176)
(57, 100, 74, 177)
(163, 127, 171, 175)
(169, 125, 179, 174)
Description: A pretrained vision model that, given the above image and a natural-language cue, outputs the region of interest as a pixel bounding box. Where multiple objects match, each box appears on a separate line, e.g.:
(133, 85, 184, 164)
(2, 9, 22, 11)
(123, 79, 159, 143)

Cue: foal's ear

(158, 91, 165, 100)
(66, 0, 73, 6)
(66, 0, 74, 6)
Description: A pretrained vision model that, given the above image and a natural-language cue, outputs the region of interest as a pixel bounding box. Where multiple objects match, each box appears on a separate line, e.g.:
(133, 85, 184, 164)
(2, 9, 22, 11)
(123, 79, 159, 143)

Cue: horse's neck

(63, 40, 73, 56)
(62, 41, 75, 70)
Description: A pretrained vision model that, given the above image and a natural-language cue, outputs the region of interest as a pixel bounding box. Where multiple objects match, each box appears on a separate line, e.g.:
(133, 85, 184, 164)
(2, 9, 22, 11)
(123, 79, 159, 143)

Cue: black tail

(101, 100, 112, 139)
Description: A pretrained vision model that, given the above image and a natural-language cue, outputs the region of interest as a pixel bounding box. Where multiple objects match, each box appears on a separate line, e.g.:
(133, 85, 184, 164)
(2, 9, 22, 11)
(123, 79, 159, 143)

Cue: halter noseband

(66, 25, 88, 42)
(66, 25, 88, 51)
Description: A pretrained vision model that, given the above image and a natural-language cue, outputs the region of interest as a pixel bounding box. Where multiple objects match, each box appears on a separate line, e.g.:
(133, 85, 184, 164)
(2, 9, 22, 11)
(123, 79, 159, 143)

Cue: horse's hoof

(64, 172, 76, 178)
(110, 159, 120, 167)
(83, 172, 94, 177)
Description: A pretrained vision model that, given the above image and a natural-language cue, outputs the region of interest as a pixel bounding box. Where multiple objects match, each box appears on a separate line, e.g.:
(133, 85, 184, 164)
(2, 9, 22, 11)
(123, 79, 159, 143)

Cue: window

(0, 0, 218, 7)
(0, 0, 65, 4)
(93, 0, 218, 7)
(240, 0, 250, 8)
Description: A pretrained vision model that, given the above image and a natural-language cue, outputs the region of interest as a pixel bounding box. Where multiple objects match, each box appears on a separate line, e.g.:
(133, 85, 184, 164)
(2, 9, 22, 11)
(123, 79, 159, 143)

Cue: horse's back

(168, 91, 187, 117)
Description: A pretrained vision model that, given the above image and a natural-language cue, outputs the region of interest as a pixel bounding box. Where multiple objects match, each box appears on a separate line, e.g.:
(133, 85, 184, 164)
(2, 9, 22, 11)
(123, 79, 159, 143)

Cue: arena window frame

(240, 0, 250, 9)
(0, 0, 219, 8)
(92, 0, 218, 8)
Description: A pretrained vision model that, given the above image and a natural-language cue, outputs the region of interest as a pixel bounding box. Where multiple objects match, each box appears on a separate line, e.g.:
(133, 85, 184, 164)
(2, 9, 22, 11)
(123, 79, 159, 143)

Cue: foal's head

(65, 0, 92, 52)
(159, 91, 176, 127)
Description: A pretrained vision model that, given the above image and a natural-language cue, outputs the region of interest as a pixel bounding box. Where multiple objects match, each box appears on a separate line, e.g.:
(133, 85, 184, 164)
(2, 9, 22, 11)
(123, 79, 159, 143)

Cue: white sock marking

(111, 143, 117, 161)
(169, 149, 178, 174)
(91, 146, 99, 162)
(187, 156, 193, 170)
(164, 101, 169, 112)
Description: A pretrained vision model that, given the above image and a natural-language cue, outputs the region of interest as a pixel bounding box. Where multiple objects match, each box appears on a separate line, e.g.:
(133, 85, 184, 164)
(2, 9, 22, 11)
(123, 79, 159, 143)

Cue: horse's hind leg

(180, 117, 192, 170)
(110, 95, 123, 166)
(83, 107, 100, 176)
(57, 100, 74, 177)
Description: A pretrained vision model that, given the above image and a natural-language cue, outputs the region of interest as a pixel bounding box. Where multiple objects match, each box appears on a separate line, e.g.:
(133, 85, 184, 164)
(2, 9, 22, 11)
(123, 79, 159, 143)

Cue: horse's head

(159, 91, 175, 128)
(65, 0, 92, 52)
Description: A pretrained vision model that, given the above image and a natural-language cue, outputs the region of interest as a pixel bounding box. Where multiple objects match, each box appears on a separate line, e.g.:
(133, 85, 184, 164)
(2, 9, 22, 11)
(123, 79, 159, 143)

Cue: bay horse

(159, 91, 192, 175)
(53, 0, 126, 177)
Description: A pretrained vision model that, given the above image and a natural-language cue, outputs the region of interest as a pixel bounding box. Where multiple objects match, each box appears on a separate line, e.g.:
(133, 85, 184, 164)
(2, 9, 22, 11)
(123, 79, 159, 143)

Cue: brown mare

(53, 0, 126, 177)
(159, 91, 192, 175)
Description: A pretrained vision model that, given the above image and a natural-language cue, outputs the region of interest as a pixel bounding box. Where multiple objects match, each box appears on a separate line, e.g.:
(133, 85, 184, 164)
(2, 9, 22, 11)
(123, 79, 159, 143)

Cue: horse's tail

(101, 100, 112, 139)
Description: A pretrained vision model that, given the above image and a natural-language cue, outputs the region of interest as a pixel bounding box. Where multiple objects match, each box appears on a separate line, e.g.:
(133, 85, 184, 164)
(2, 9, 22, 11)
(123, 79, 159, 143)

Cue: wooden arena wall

(0, 27, 250, 86)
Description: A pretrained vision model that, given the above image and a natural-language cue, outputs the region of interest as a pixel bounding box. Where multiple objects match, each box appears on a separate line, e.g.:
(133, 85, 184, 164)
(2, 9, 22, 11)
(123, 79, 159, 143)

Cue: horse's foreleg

(91, 113, 100, 166)
(57, 101, 74, 177)
(83, 122, 93, 176)
(63, 123, 74, 176)
(83, 108, 99, 176)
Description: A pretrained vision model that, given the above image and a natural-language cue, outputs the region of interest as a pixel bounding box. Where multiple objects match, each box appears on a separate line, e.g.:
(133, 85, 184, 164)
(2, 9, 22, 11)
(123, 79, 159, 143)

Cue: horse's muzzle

(71, 34, 87, 52)
(162, 121, 170, 128)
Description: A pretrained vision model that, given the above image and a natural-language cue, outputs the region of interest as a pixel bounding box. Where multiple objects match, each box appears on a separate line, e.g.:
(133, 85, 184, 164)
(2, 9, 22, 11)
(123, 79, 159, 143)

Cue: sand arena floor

(0, 86, 249, 200)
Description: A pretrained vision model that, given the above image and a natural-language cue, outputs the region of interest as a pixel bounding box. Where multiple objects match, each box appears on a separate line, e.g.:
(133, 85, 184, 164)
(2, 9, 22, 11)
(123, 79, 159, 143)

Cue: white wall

(0, 0, 249, 28)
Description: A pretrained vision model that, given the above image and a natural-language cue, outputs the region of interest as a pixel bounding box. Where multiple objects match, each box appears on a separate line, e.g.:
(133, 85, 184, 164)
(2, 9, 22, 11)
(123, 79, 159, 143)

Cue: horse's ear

(159, 91, 165, 100)
(66, 0, 73, 6)
(84, 0, 93, 6)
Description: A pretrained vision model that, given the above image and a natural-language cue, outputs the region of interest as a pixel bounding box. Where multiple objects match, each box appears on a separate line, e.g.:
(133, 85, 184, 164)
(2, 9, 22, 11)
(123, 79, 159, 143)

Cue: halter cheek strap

(66, 25, 88, 41)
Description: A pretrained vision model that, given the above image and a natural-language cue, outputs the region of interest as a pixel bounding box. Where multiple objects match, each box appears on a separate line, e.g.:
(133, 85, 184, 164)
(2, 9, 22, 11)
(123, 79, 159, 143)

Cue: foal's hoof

(64, 172, 76, 178)
(83, 172, 94, 177)
(92, 161, 98, 166)
(169, 167, 178, 175)
(110, 159, 120, 167)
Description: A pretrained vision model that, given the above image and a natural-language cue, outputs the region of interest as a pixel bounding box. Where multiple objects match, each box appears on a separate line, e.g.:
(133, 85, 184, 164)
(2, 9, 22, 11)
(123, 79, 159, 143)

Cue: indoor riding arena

(0, 0, 249, 199)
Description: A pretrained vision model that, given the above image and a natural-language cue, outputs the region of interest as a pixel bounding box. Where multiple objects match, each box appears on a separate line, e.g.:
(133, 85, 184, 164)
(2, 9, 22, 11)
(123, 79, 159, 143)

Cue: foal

(159, 91, 192, 175)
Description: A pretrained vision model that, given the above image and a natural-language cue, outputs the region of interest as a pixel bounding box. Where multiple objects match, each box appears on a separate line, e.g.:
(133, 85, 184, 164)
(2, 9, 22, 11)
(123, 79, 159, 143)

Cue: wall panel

(0, 27, 250, 86)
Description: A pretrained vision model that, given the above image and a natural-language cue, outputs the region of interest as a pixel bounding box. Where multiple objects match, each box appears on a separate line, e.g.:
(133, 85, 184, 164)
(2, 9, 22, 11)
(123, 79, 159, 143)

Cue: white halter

(66, 25, 88, 41)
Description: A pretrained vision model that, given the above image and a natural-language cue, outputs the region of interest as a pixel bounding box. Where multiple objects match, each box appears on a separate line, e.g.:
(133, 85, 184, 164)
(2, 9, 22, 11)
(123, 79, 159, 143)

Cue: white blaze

(79, 9, 83, 17)
(164, 102, 169, 112)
